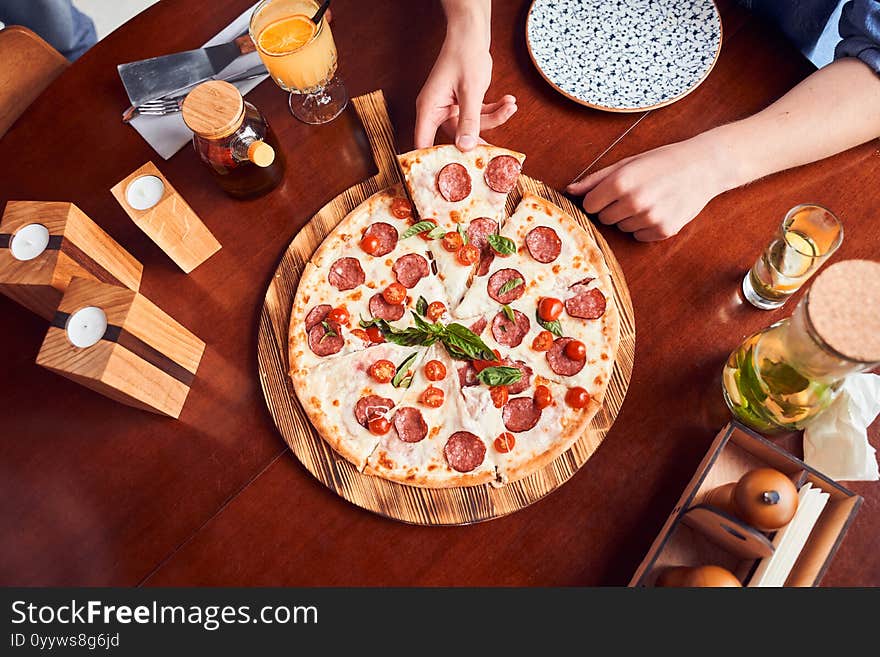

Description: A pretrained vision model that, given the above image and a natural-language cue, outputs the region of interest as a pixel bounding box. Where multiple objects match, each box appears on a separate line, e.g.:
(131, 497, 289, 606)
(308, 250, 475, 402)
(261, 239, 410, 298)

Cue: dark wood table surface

(1, 0, 877, 587)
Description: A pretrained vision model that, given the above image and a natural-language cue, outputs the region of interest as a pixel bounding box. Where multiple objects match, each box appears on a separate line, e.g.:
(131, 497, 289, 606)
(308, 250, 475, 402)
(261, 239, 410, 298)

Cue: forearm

(441, 0, 491, 46)
(707, 58, 880, 191)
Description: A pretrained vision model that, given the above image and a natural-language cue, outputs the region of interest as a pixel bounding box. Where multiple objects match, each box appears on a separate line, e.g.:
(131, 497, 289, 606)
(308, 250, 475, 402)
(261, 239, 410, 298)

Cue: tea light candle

(10, 223, 50, 261)
(66, 306, 107, 348)
(126, 175, 165, 210)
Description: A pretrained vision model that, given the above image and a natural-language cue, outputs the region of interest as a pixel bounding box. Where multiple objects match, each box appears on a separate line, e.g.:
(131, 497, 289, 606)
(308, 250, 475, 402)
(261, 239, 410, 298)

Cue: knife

(118, 34, 257, 107)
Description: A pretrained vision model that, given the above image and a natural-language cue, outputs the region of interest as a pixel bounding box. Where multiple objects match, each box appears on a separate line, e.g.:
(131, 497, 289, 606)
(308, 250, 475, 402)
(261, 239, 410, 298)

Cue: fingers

(439, 96, 517, 138)
(566, 156, 633, 195)
(596, 199, 637, 226)
(633, 227, 669, 242)
(455, 85, 484, 151)
(414, 104, 443, 150)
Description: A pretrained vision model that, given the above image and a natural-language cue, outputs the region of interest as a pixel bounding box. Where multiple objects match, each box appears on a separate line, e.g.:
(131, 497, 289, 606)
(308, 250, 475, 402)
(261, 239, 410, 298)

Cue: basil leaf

(415, 296, 428, 317)
(457, 223, 468, 245)
(358, 316, 386, 329)
(502, 304, 515, 322)
(321, 320, 337, 337)
(401, 221, 435, 239)
(442, 323, 496, 361)
(392, 352, 419, 388)
(477, 366, 523, 386)
(535, 309, 563, 337)
(488, 234, 516, 256)
(498, 277, 524, 295)
(384, 327, 437, 347)
(427, 225, 447, 240)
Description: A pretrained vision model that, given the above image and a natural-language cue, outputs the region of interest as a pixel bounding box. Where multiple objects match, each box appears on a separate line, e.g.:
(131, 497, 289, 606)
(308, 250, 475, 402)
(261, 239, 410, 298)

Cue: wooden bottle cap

(808, 259, 880, 363)
(181, 80, 244, 139)
(247, 140, 275, 167)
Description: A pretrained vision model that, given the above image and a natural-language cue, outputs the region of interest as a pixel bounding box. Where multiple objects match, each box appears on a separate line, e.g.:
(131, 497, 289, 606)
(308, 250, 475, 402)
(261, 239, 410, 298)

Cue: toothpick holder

(36, 277, 206, 419)
(111, 162, 221, 274)
(0, 201, 143, 320)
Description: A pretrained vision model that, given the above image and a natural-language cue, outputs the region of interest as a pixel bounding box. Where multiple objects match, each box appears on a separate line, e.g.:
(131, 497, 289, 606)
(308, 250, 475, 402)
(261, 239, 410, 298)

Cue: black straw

(311, 0, 331, 25)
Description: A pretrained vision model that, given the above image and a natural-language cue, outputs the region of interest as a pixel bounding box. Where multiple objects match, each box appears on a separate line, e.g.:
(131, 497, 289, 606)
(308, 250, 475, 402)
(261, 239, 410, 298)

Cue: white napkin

(803, 373, 880, 481)
(127, 2, 267, 160)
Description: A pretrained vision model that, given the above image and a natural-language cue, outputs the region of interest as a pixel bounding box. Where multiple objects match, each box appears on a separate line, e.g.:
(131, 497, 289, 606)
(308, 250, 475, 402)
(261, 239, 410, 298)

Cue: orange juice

(250, 0, 337, 93)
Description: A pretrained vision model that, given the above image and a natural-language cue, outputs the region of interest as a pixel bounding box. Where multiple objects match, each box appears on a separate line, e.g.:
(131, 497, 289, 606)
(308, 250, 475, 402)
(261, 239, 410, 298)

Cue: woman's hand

(566, 135, 731, 241)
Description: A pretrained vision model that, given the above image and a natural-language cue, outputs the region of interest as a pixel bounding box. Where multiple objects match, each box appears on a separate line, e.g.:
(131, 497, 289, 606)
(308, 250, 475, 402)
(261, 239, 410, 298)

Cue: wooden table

(1, 0, 877, 586)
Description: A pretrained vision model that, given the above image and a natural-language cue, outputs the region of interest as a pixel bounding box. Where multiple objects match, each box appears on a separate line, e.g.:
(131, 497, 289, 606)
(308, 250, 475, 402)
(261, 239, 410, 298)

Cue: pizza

(288, 144, 620, 488)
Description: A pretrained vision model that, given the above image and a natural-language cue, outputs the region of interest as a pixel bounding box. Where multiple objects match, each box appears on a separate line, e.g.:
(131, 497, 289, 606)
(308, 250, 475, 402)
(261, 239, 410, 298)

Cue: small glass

(249, 0, 348, 125)
(742, 204, 842, 310)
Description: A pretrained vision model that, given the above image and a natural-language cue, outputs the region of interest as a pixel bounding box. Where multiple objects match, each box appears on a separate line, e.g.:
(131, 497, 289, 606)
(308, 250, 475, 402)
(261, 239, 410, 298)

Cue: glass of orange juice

(249, 0, 347, 124)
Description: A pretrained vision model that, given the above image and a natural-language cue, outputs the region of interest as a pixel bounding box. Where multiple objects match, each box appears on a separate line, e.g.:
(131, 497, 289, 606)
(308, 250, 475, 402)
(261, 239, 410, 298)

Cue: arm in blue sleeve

(835, 0, 880, 74)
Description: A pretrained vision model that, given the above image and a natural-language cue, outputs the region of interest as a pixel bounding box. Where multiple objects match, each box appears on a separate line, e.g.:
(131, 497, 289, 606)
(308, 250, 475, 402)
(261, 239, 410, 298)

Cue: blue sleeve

(835, 0, 880, 74)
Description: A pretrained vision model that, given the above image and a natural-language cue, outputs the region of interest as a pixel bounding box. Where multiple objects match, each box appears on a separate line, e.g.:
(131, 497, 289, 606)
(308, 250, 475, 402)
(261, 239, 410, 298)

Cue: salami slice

(547, 337, 586, 376)
(304, 304, 331, 331)
(354, 394, 394, 427)
(503, 358, 533, 395)
(476, 250, 495, 277)
(487, 268, 526, 304)
(393, 407, 428, 443)
(466, 218, 497, 250)
(392, 253, 429, 289)
(491, 309, 530, 347)
(469, 317, 487, 336)
(437, 162, 471, 202)
(328, 257, 365, 291)
(565, 287, 607, 319)
(363, 222, 398, 256)
(307, 321, 344, 356)
(457, 363, 478, 387)
(369, 293, 405, 321)
(502, 397, 542, 432)
(444, 431, 486, 472)
(484, 155, 522, 193)
(525, 226, 562, 263)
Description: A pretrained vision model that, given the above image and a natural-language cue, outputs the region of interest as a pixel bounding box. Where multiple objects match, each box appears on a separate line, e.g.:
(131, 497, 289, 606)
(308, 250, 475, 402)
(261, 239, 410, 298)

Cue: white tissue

(803, 373, 880, 481)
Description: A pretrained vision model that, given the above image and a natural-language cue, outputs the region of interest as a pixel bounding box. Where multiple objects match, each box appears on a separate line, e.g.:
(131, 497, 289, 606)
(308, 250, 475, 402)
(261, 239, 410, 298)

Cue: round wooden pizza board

(257, 91, 636, 525)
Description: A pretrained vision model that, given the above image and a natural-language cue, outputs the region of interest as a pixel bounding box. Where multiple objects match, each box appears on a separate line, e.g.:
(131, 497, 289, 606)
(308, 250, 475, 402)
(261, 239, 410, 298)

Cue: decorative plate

(526, 0, 722, 112)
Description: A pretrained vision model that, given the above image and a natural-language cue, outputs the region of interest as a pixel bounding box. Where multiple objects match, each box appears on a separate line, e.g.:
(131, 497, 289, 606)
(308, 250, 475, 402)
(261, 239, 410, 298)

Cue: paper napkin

(127, 1, 267, 160)
(803, 373, 880, 481)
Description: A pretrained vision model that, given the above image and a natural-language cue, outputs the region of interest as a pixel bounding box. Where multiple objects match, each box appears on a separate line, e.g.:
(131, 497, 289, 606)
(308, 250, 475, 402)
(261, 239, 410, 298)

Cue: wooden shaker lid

(808, 259, 880, 363)
(182, 80, 244, 139)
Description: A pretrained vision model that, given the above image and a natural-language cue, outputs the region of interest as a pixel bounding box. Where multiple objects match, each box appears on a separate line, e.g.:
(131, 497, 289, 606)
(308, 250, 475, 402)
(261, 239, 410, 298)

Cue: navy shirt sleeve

(835, 0, 880, 73)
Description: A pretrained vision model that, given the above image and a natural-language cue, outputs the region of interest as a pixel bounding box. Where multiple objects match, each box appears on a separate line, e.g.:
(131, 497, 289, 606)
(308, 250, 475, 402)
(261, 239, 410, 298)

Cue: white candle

(10, 223, 50, 261)
(66, 306, 107, 348)
(126, 175, 166, 210)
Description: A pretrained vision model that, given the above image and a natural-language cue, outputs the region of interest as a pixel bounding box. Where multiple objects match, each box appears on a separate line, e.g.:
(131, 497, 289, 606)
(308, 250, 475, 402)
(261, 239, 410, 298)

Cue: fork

(122, 65, 268, 123)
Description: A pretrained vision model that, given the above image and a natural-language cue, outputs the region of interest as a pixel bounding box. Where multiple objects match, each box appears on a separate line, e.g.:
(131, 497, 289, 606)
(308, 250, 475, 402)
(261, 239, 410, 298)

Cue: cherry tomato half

(360, 234, 382, 256)
(531, 330, 554, 352)
(538, 297, 564, 321)
(424, 360, 447, 381)
(382, 282, 407, 305)
(565, 386, 591, 409)
(442, 231, 463, 252)
(473, 349, 503, 373)
(457, 244, 480, 266)
(565, 339, 586, 361)
(534, 385, 553, 409)
(367, 416, 391, 435)
(390, 197, 413, 219)
(494, 432, 516, 453)
(365, 326, 385, 343)
(368, 359, 396, 384)
(427, 301, 446, 322)
(326, 306, 350, 326)
(490, 385, 509, 408)
(421, 386, 445, 408)
(350, 328, 371, 343)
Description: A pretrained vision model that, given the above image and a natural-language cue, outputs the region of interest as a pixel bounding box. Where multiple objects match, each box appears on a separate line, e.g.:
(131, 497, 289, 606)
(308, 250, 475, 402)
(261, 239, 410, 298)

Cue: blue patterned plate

(526, 0, 722, 112)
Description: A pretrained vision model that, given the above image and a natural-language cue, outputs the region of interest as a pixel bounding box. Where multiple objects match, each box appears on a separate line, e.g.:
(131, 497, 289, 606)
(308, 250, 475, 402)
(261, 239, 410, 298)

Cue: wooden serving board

(257, 90, 635, 525)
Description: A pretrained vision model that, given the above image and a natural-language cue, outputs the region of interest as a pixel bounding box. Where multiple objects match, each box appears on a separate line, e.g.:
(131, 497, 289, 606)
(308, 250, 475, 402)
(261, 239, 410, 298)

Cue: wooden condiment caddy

(630, 422, 862, 587)
(0, 201, 142, 320)
(35, 277, 205, 418)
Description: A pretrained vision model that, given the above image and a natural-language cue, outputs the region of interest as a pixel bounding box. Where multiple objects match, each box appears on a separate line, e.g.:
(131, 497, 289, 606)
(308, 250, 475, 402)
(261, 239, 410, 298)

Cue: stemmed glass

(249, 0, 348, 124)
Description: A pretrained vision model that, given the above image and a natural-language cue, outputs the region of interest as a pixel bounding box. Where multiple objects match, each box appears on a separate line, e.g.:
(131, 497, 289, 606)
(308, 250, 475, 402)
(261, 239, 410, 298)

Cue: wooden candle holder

(36, 277, 205, 419)
(111, 161, 221, 274)
(630, 422, 862, 587)
(0, 201, 143, 320)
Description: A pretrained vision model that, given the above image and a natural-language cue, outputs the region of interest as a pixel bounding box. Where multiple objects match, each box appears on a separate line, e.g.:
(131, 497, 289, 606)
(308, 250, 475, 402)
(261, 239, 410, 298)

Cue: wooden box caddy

(0, 201, 143, 320)
(630, 422, 862, 587)
(36, 277, 205, 419)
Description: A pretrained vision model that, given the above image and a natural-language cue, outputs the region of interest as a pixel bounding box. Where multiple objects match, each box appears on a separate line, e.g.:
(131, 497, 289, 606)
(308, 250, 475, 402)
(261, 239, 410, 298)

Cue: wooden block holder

(111, 161, 221, 274)
(35, 277, 205, 419)
(0, 201, 143, 320)
(630, 422, 862, 587)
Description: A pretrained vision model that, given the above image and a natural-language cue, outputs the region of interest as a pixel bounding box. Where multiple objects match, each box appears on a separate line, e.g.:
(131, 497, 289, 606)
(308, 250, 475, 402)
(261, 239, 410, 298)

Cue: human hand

(414, 11, 516, 150)
(566, 136, 729, 241)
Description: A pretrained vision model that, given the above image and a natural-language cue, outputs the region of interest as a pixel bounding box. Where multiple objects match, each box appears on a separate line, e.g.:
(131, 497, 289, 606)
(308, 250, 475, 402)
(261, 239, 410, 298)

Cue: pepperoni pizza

(289, 144, 619, 488)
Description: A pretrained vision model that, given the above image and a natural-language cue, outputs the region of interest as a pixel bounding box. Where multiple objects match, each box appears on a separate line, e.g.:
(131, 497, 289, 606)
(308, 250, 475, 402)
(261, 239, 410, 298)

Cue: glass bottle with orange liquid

(249, 0, 348, 124)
